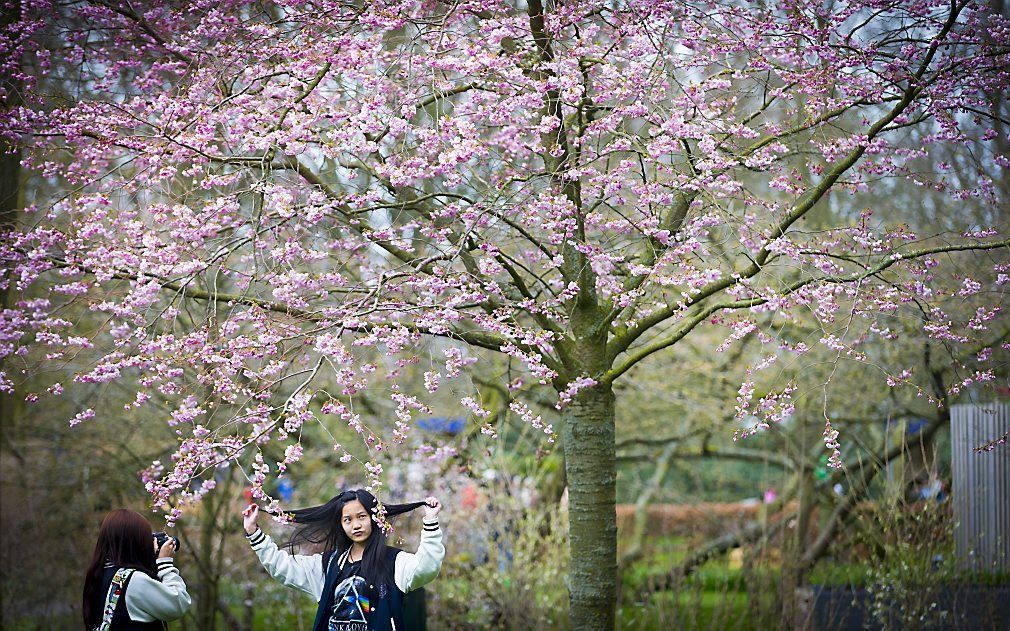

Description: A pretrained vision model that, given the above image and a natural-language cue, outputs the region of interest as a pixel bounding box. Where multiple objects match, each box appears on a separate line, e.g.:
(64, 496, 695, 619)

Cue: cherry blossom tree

(3, 0, 1009, 626)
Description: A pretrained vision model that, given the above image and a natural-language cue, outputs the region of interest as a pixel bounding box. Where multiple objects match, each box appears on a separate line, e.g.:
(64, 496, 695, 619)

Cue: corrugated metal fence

(951, 402, 1010, 572)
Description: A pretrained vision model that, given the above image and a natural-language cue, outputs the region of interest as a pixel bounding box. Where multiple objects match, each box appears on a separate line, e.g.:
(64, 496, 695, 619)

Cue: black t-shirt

(314, 546, 404, 631)
(327, 560, 389, 631)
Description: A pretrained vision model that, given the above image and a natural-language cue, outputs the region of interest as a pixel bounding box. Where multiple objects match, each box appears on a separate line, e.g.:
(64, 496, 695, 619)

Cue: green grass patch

(619, 588, 774, 630)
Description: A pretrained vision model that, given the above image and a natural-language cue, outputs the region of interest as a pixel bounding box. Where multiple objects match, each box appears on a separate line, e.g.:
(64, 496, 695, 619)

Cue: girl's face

(341, 499, 373, 544)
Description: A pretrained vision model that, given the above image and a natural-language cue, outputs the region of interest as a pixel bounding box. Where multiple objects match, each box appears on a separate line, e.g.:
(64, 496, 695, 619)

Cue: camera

(153, 531, 180, 552)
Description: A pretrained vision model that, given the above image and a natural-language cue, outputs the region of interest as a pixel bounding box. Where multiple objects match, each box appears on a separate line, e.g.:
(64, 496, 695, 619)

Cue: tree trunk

(189, 471, 232, 631)
(781, 417, 815, 622)
(195, 495, 221, 631)
(562, 382, 617, 630)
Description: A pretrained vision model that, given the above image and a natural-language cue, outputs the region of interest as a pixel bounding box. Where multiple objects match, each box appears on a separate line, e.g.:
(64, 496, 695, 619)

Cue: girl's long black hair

(283, 489, 427, 588)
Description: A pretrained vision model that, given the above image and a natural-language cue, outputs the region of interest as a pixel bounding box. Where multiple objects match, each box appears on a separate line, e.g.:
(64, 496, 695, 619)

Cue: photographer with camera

(83, 509, 192, 630)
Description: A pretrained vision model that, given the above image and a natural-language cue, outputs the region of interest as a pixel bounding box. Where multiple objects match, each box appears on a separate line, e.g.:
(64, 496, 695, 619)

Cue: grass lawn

(619, 589, 772, 630)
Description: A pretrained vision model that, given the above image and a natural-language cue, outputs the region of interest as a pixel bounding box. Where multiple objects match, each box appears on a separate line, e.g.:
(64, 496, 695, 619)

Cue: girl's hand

(423, 496, 442, 520)
(242, 504, 260, 535)
(157, 538, 177, 559)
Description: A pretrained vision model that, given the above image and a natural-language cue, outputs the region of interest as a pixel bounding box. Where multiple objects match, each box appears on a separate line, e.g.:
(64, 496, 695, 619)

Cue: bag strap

(96, 568, 134, 631)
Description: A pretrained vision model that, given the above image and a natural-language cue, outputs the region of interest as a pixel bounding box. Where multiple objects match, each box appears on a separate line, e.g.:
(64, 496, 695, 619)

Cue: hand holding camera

(153, 531, 180, 558)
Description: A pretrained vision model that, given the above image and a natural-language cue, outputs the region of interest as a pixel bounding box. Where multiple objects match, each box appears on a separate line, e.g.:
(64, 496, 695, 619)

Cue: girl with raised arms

(242, 489, 444, 631)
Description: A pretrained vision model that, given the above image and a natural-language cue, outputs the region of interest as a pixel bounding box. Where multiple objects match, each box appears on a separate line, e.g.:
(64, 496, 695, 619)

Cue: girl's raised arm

(394, 496, 445, 593)
(242, 504, 326, 600)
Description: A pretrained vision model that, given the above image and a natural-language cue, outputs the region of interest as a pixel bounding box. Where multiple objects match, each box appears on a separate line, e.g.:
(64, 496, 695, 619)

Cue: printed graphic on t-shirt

(327, 575, 371, 631)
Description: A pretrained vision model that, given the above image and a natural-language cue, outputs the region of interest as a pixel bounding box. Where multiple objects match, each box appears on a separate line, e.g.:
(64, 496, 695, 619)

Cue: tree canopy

(3, 0, 1009, 626)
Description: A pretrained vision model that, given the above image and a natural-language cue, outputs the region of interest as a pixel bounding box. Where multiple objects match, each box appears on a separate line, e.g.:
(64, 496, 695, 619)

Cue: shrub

(427, 501, 570, 629)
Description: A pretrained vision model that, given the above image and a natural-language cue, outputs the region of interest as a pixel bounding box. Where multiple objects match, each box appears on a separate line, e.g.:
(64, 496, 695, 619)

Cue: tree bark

(563, 381, 617, 630)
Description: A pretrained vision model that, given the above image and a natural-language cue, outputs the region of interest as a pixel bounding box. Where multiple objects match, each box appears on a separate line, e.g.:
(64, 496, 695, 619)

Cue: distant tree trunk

(784, 464, 815, 623)
(192, 468, 237, 631)
(194, 492, 222, 631)
(781, 415, 827, 622)
(0, 4, 23, 626)
(0, 0, 23, 441)
(618, 441, 677, 569)
(0, 0, 22, 304)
